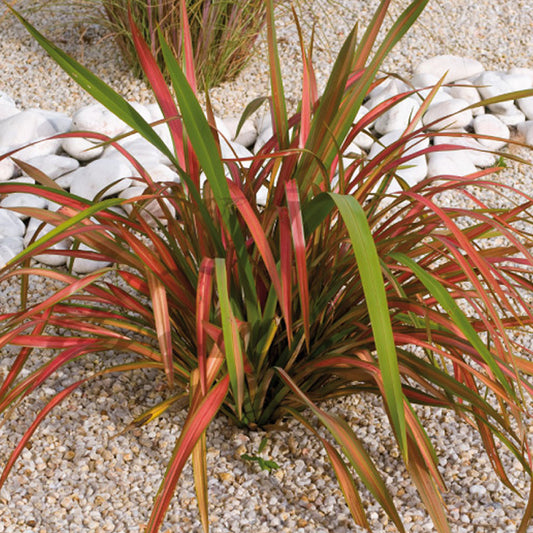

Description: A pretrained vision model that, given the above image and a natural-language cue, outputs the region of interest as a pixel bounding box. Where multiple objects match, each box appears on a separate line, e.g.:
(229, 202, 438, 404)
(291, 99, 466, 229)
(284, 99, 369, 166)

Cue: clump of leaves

(2, 0, 533, 532)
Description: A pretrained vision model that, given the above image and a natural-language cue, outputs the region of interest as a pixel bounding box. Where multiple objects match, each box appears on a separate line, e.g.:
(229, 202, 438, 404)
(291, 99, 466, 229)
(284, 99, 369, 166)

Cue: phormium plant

(2, 0, 533, 531)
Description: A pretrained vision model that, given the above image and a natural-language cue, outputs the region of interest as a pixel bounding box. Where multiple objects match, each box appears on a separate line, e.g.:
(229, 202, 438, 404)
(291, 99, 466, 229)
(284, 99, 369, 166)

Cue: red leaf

(145, 375, 229, 533)
(146, 270, 174, 388)
(278, 207, 293, 341)
(285, 181, 310, 348)
(196, 258, 214, 395)
(227, 181, 290, 330)
(128, 8, 186, 170)
(0, 380, 85, 489)
(179, 0, 197, 93)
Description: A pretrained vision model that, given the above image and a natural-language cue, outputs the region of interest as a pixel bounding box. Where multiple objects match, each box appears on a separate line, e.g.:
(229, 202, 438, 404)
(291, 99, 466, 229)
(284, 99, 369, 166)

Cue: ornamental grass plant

(101, 0, 268, 87)
(15, 0, 269, 87)
(2, 0, 533, 531)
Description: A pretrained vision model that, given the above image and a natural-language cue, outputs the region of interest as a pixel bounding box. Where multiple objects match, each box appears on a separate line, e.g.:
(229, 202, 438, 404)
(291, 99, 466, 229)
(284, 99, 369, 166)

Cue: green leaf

(235, 96, 269, 138)
(5, 4, 176, 164)
(391, 252, 516, 398)
(330, 193, 407, 460)
(278, 368, 405, 532)
(215, 258, 245, 420)
(159, 31, 261, 323)
(241, 454, 280, 472)
(265, 0, 289, 149)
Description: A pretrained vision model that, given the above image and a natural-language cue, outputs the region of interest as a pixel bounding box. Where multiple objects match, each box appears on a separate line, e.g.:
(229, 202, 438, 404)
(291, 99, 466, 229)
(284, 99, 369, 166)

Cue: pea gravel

(1, 1, 533, 532)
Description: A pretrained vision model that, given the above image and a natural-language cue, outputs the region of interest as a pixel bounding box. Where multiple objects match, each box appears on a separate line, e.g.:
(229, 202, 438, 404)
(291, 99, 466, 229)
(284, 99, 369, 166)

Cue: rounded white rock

(508, 67, 533, 87)
(112, 137, 172, 167)
(70, 242, 113, 274)
(144, 104, 174, 152)
(0, 236, 23, 267)
(72, 103, 130, 138)
(433, 132, 496, 168)
(340, 140, 363, 171)
(142, 163, 179, 183)
(0, 158, 17, 182)
(0, 177, 47, 218)
(0, 93, 20, 121)
(70, 159, 133, 200)
(475, 71, 516, 114)
(0, 110, 60, 160)
(368, 129, 429, 188)
(427, 150, 478, 178)
(254, 113, 272, 135)
(410, 72, 452, 103)
(502, 72, 533, 92)
(24, 217, 72, 266)
(414, 55, 484, 83)
(473, 114, 510, 150)
(517, 95, 533, 120)
(374, 96, 420, 135)
(494, 107, 526, 126)
(0, 110, 55, 150)
(129, 101, 153, 123)
(62, 137, 104, 162)
(220, 138, 254, 167)
(422, 98, 472, 131)
(411, 72, 440, 89)
(146, 102, 163, 122)
(119, 185, 176, 223)
(254, 125, 273, 154)
(448, 80, 484, 115)
(0, 104, 20, 121)
(365, 78, 410, 111)
(22, 154, 80, 180)
(29, 108, 72, 134)
(256, 185, 269, 206)
(55, 165, 85, 189)
(214, 115, 232, 141)
(0, 208, 26, 237)
(352, 105, 374, 150)
(223, 116, 258, 148)
(517, 121, 533, 145)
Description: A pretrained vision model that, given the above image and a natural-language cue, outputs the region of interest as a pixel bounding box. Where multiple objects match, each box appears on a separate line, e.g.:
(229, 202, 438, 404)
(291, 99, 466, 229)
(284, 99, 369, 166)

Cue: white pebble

(0, 208, 26, 237)
(517, 95, 533, 120)
(374, 96, 420, 135)
(473, 114, 510, 150)
(71, 242, 112, 274)
(469, 484, 487, 498)
(475, 71, 516, 113)
(433, 132, 496, 167)
(427, 150, 478, 178)
(423, 98, 472, 130)
(62, 137, 104, 162)
(414, 55, 484, 83)
(448, 80, 484, 115)
(70, 159, 132, 200)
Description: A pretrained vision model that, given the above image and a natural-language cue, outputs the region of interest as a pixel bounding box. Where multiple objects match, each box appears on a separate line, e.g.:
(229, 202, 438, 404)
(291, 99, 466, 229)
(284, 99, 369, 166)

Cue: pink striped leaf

(285, 181, 310, 348)
(146, 270, 174, 388)
(145, 375, 229, 533)
(196, 258, 215, 395)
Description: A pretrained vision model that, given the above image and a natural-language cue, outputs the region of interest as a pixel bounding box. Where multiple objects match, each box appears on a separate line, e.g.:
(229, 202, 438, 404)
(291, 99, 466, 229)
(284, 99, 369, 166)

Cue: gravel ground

(1, 1, 533, 532)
